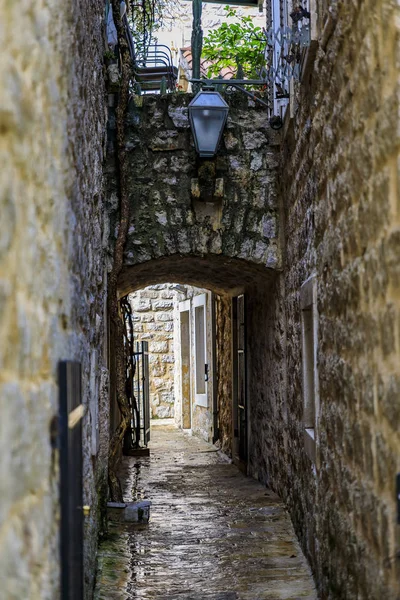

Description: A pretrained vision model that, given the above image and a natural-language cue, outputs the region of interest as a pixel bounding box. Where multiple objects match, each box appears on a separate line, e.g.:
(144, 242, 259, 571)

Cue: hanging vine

(120, 295, 140, 453)
(107, 0, 136, 502)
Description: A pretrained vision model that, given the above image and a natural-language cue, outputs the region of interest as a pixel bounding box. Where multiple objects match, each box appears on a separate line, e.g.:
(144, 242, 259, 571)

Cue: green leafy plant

(104, 49, 117, 61)
(202, 7, 265, 79)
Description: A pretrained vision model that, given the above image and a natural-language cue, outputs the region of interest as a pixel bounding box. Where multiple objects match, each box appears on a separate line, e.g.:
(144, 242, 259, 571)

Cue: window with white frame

(300, 274, 319, 463)
(193, 294, 208, 407)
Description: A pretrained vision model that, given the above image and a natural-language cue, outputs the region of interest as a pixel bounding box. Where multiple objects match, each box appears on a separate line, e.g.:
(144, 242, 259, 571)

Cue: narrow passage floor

(95, 423, 317, 600)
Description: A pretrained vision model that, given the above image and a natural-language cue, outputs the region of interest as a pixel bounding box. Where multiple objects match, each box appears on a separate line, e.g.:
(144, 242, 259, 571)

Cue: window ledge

(195, 394, 208, 408)
(304, 427, 316, 463)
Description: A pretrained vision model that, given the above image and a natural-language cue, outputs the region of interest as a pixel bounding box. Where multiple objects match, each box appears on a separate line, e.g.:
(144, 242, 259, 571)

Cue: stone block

(191, 178, 201, 199)
(136, 300, 152, 312)
(156, 405, 172, 418)
(161, 392, 174, 404)
(156, 313, 173, 322)
(161, 354, 175, 363)
(167, 105, 189, 128)
(151, 364, 166, 377)
(261, 215, 277, 239)
(138, 290, 159, 299)
(140, 314, 155, 323)
(152, 300, 173, 311)
(242, 131, 267, 150)
(160, 290, 174, 299)
(149, 131, 186, 151)
(250, 153, 263, 171)
(265, 244, 279, 268)
(155, 211, 168, 226)
(223, 132, 239, 150)
(146, 323, 164, 332)
(150, 341, 169, 353)
(151, 394, 160, 406)
(214, 178, 224, 198)
(152, 377, 168, 391)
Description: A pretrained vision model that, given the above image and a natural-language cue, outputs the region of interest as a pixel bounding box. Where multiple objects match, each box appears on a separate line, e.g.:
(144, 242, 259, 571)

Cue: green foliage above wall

(202, 7, 265, 78)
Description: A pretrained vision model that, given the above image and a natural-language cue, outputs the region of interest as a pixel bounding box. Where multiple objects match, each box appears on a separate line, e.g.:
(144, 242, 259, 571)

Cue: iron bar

(191, 0, 203, 93)
(189, 79, 271, 109)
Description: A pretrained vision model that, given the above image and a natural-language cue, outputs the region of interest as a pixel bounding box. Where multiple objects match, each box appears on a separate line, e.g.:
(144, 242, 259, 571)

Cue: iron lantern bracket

(189, 78, 271, 110)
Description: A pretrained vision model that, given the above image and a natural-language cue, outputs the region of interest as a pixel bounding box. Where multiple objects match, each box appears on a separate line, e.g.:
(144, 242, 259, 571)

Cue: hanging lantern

(188, 91, 229, 158)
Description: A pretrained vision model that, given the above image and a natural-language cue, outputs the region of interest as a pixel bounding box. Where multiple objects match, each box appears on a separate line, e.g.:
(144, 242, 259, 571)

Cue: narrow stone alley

(95, 423, 316, 600)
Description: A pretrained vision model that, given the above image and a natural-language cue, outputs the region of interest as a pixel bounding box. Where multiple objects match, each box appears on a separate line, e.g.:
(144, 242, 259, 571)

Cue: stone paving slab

(94, 426, 317, 600)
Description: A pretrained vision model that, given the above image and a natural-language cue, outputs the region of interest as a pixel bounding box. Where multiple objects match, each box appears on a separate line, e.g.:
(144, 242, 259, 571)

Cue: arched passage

(117, 253, 278, 297)
(112, 252, 284, 474)
(106, 89, 287, 526)
(106, 93, 283, 292)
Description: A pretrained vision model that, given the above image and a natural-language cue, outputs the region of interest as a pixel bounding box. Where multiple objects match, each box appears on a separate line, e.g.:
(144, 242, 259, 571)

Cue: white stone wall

(130, 285, 186, 419)
(129, 284, 214, 442)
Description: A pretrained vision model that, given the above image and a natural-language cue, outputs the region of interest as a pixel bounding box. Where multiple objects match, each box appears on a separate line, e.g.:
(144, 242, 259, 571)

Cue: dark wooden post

(59, 361, 84, 600)
(191, 0, 203, 93)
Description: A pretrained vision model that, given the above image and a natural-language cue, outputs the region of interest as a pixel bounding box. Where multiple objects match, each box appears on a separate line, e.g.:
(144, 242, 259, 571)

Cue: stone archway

(118, 253, 277, 297)
(115, 252, 280, 464)
(106, 93, 283, 284)
(106, 90, 285, 501)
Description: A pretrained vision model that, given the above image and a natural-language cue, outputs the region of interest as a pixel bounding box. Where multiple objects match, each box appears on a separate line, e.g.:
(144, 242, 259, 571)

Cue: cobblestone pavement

(94, 423, 317, 600)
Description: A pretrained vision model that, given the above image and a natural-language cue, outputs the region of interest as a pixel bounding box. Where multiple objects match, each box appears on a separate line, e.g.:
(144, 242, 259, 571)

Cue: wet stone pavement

(94, 423, 317, 600)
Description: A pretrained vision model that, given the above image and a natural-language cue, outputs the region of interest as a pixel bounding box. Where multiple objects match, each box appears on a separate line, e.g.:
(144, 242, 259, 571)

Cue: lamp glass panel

(192, 110, 226, 155)
(190, 92, 228, 109)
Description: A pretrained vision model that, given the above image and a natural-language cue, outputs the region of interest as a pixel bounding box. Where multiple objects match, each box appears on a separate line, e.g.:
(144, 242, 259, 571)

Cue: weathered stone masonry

(1, 1, 108, 598)
(3, 1, 400, 599)
(129, 284, 185, 420)
(106, 93, 282, 295)
(129, 284, 216, 442)
(249, 2, 400, 599)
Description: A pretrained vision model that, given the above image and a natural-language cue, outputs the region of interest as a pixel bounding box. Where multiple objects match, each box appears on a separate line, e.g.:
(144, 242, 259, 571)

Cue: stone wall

(130, 284, 181, 419)
(215, 295, 233, 457)
(106, 93, 282, 297)
(249, 1, 400, 599)
(129, 284, 214, 443)
(247, 276, 287, 494)
(0, 1, 108, 598)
